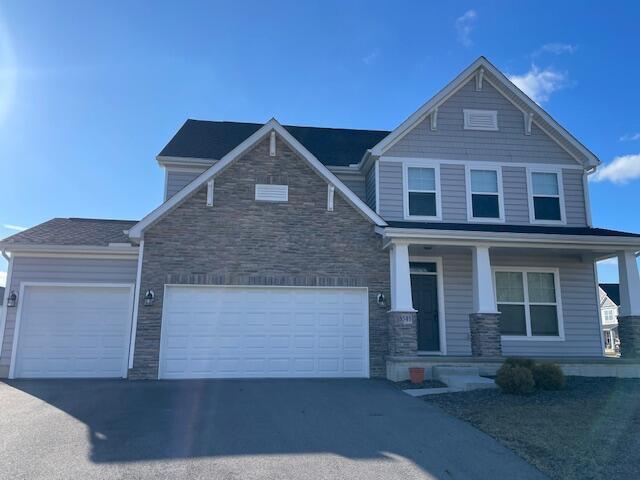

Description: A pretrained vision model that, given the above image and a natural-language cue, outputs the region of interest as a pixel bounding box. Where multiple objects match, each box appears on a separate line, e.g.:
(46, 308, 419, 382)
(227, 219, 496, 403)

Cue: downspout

(127, 240, 144, 371)
(0, 250, 14, 362)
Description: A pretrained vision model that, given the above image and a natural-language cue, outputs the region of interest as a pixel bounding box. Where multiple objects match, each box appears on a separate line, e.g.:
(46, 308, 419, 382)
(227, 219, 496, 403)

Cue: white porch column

(389, 241, 415, 312)
(471, 245, 498, 314)
(618, 250, 640, 316)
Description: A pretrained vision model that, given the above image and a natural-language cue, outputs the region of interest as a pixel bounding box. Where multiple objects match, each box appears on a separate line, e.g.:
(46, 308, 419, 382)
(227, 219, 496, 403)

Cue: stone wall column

(388, 311, 418, 356)
(618, 316, 640, 358)
(469, 313, 502, 357)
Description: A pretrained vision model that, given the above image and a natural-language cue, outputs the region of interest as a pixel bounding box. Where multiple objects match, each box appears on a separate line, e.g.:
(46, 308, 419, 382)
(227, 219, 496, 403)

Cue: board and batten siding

(385, 78, 578, 165)
(0, 256, 138, 377)
(378, 161, 587, 227)
(428, 251, 601, 357)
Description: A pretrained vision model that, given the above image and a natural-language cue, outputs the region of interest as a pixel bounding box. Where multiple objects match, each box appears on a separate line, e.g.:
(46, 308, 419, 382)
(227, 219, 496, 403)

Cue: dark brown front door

(411, 274, 439, 351)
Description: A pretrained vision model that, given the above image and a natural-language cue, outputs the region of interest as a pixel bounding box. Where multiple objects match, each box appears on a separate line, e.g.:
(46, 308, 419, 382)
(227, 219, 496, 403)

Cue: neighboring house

(599, 283, 620, 355)
(1, 56, 640, 381)
(0, 287, 3, 306)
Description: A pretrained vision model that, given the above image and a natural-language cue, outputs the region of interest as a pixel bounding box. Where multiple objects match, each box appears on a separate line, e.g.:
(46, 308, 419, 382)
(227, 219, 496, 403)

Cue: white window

(494, 268, 564, 340)
(466, 166, 504, 222)
(255, 184, 288, 202)
(527, 169, 565, 224)
(603, 308, 617, 323)
(463, 109, 498, 131)
(404, 164, 441, 220)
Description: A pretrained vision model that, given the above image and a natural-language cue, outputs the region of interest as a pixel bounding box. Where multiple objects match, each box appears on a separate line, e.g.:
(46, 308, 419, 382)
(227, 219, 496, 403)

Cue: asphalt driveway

(0, 379, 546, 480)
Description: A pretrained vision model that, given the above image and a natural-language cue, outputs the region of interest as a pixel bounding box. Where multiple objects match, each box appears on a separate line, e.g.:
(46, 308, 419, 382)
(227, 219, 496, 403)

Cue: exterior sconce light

(377, 293, 386, 307)
(144, 289, 155, 306)
(6, 290, 17, 308)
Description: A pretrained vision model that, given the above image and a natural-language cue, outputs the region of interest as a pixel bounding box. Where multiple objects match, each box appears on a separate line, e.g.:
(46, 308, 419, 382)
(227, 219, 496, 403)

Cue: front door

(411, 274, 439, 351)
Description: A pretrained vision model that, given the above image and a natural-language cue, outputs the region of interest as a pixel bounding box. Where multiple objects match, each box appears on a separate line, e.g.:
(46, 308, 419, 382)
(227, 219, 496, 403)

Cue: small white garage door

(159, 286, 369, 379)
(11, 284, 134, 378)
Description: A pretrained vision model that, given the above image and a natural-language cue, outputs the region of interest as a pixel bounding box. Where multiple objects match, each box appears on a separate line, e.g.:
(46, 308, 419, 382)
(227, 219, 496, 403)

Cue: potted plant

(409, 367, 425, 384)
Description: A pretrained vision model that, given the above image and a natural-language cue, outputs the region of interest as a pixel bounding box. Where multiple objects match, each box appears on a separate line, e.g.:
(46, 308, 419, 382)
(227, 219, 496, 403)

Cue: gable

(371, 57, 599, 169)
(129, 120, 386, 240)
(385, 78, 578, 166)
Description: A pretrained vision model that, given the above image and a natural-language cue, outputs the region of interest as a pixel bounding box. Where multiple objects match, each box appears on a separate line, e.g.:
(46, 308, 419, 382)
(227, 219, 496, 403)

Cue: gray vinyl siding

(378, 161, 404, 219)
(434, 251, 602, 357)
(563, 170, 587, 227)
(166, 169, 204, 200)
(503, 166, 530, 223)
(385, 78, 578, 166)
(0, 257, 138, 377)
(333, 172, 366, 202)
(440, 164, 467, 222)
(365, 164, 376, 210)
(378, 161, 588, 226)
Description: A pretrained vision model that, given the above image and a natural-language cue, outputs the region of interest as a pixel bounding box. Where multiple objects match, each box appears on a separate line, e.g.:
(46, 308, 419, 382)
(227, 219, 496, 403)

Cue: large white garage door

(11, 284, 134, 378)
(159, 286, 369, 379)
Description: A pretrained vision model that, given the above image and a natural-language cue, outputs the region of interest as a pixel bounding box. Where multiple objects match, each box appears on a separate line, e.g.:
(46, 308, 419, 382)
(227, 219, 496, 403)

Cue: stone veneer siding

(618, 315, 640, 359)
(130, 136, 390, 379)
(469, 313, 502, 357)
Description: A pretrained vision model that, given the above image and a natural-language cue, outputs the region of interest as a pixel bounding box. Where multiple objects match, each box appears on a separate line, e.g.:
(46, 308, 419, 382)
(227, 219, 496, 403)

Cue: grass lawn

(425, 377, 640, 480)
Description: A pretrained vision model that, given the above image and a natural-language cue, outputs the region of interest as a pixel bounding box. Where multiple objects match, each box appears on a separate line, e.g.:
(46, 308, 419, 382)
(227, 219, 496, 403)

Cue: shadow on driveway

(1, 378, 547, 479)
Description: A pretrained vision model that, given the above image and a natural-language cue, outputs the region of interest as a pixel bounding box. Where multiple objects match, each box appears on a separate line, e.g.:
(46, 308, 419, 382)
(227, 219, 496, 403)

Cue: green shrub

(495, 364, 535, 394)
(503, 357, 536, 370)
(532, 363, 565, 390)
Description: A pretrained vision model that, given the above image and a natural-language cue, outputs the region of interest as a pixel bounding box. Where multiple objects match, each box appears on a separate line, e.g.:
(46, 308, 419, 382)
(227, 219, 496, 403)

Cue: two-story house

(599, 283, 621, 355)
(1, 56, 640, 380)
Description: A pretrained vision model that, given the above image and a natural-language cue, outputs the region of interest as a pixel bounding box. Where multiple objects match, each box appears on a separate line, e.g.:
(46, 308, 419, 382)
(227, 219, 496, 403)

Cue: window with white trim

(494, 269, 563, 338)
(467, 167, 503, 220)
(529, 171, 563, 222)
(406, 166, 439, 218)
(603, 308, 617, 323)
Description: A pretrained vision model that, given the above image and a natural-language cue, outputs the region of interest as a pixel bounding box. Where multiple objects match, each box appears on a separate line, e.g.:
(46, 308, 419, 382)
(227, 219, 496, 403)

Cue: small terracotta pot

(409, 367, 425, 384)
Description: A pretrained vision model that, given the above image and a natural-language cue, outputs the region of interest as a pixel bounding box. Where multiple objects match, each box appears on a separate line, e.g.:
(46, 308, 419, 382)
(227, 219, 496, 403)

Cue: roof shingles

(0, 218, 137, 247)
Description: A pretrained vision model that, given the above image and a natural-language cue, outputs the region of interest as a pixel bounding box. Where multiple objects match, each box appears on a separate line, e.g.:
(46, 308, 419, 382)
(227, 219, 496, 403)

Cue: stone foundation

(388, 311, 418, 356)
(469, 313, 502, 357)
(618, 315, 640, 358)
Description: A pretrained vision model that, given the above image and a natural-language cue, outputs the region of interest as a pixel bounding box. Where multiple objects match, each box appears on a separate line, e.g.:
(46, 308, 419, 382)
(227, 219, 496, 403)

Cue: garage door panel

(13, 285, 133, 378)
(159, 286, 369, 379)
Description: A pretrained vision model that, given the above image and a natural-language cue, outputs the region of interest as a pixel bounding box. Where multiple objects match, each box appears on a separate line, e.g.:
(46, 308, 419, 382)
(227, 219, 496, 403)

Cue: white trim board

(0, 254, 15, 362)
(128, 240, 144, 369)
(369, 57, 599, 169)
(129, 118, 386, 240)
(8, 282, 136, 379)
(379, 156, 584, 170)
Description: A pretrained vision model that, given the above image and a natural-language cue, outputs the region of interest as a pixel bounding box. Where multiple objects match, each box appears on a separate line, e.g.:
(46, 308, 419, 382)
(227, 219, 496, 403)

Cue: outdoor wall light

(6, 290, 17, 308)
(143, 289, 155, 306)
(377, 293, 386, 307)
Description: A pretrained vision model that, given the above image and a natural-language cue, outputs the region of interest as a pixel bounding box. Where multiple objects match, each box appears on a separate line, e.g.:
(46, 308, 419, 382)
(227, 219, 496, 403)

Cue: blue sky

(0, 1, 639, 283)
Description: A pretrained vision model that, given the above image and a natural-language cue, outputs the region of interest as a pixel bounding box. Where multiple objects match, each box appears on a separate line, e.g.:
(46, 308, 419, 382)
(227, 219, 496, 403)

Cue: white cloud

(591, 154, 640, 184)
(533, 43, 578, 56)
(455, 10, 477, 47)
(507, 65, 568, 103)
(620, 132, 640, 142)
(362, 49, 380, 65)
(0, 271, 5, 287)
(2, 224, 27, 232)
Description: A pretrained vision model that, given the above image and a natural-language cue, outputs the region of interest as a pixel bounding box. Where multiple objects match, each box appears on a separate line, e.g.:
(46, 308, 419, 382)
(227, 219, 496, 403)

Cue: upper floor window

(494, 268, 564, 340)
(404, 164, 441, 220)
(466, 166, 504, 222)
(527, 169, 565, 224)
(603, 308, 617, 323)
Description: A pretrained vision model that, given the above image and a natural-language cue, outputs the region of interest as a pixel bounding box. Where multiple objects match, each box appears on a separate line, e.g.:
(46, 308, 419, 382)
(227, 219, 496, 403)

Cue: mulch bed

(424, 377, 640, 480)
(394, 379, 447, 390)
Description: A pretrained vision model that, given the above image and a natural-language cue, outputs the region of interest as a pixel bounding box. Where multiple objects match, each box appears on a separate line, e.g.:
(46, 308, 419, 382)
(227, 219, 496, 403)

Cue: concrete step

(432, 365, 480, 381)
(441, 375, 497, 392)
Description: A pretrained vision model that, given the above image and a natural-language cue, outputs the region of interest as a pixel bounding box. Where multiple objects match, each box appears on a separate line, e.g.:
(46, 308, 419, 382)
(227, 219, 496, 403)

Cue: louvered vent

(463, 109, 498, 131)
(255, 184, 288, 202)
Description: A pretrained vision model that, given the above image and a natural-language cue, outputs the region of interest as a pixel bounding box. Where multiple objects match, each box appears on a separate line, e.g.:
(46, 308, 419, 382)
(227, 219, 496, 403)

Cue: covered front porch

(380, 225, 640, 380)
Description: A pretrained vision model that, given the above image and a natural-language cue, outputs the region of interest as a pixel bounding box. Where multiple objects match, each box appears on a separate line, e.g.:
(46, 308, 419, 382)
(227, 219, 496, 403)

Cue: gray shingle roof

(599, 283, 621, 306)
(158, 119, 390, 167)
(0, 218, 137, 247)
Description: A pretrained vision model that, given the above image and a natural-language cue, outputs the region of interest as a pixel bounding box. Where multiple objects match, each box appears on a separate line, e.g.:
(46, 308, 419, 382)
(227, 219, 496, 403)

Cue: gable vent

(463, 109, 498, 131)
(255, 184, 288, 202)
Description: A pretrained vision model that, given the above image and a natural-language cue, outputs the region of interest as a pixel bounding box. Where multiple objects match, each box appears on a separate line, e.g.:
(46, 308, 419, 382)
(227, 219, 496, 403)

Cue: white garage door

(11, 284, 134, 379)
(159, 286, 369, 379)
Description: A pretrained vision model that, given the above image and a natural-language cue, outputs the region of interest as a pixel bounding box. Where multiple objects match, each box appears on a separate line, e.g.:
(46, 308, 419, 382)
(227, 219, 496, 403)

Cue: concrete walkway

(0, 379, 547, 480)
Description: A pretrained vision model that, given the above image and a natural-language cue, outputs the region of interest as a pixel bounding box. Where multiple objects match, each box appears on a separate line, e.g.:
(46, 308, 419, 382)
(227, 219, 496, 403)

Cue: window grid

(494, 269, 563, 339)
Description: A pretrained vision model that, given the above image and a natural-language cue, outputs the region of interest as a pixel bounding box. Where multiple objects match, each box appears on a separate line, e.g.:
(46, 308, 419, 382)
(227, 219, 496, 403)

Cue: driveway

(0, 379, 546, 480)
